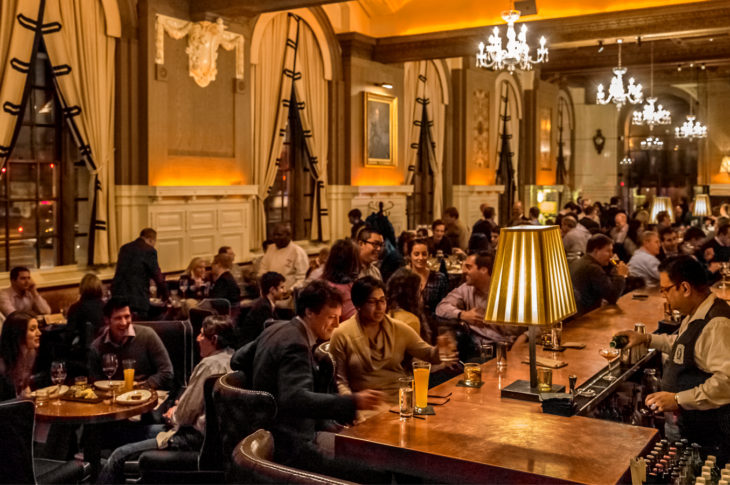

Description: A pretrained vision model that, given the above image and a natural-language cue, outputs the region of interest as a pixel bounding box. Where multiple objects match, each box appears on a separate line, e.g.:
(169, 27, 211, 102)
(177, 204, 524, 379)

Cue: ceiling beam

(370, 1, 730, 64)
(190, 0, 342, 18)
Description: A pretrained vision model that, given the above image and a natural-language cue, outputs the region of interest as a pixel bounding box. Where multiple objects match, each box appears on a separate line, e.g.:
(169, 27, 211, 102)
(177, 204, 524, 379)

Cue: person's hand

(460, 308, 485, 326)
(452, 248, 466, 257)
(510, 333, 528, 350)
(28, 279, 38, 295)
(709, 262, 723, 273)
(704, 247, 715, 262)
(353, 389, 384, 410)
(645, 391, 679, 413)
(163, 405, 177, 423)
(614, 330, 650, 349)
(616, 261, 629, 277)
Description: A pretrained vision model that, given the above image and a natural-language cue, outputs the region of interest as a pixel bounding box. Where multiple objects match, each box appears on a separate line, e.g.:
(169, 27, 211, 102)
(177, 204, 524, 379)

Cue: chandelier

(632, 43, 671, 128)
(675, 116, 707, 140)
(476, 7, 548, 73)
(640, 136, 664, 151)
(620, 156, 634, 166)
(596, 39, 643, 109)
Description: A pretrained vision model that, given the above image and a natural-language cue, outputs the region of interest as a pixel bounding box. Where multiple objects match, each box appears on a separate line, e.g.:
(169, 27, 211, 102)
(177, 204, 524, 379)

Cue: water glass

(537, 367, 553, 392)
(480, 344, 494, 363)
(398, 377, 414, 419)
(50, 361, 67, 406)
(496, 342, 508, 370)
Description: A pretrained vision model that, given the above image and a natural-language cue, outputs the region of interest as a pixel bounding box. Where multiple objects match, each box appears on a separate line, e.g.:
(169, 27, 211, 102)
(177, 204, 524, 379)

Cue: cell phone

(632, 294, 649, 300)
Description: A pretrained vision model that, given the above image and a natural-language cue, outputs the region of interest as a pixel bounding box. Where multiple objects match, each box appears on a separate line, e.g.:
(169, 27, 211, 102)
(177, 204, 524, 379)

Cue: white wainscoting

(328, 185, 414, 239)
(115, 185, 258, 272)
(452, 185, 504, 226)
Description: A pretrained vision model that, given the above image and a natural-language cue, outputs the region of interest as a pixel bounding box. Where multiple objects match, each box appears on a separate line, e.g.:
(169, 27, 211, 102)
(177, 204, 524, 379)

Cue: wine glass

(50, 361, 67, 406)
(178, 278, 188, 298)
(599, 348, 620, 382)
(102, 353, 118, 402)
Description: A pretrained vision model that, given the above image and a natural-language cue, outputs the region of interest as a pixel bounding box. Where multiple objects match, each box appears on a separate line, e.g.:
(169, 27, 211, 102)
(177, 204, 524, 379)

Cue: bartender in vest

(618, 255, 730, 465)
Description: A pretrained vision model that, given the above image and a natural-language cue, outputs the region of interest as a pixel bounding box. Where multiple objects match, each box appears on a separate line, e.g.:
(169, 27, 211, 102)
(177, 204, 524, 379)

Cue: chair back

(229, 429, 356, 485)
(135, 320, 194, 393)
(199, 298, 231, 316)
(195, 373, 225, 471)
(313, 341, 336, 394)
(0, 400, 36, 484)
(208, 372, 277, 472)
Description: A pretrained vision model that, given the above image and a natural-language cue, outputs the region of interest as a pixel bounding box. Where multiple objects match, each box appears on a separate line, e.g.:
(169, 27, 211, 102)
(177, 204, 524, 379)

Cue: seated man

(88, 297, 174, 390)
(700, 223, 730, 263)
(658, 226, 680, 262)
(570, 234, 629, 315)
(209, 253, 241, 307)
(442, 207, 469, 251)
(561, 215, 590, 262)
(427, 219, 453, 256)
(258, 223, 309, 294)
(98, 316, 235, 484)
(231, 280, 383, 480)
(0, 266, 51, 318)
(237, 271, 286, 346)
(435, 251, 526, 348)
(218, 245, 243, 286)
(628, 231, 662, 288)
(356, 227, 384, 281)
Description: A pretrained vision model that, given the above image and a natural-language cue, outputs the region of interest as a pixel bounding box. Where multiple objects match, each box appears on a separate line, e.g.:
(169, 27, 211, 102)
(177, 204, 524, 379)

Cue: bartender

(618, 255, 730, 465)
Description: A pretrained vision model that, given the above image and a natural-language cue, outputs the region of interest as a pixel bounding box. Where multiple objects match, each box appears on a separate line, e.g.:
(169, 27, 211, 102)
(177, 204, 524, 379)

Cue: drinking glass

(599, 347, 620, 382)
(412, 362, 431, 413)
(50, 361, 66, 406)
(480, 344, 494, 363)
(496, 342, 508, 370)
(178, 278, 188, 297)
(398, 377, 414, 419)
(537, 367, 553, 392)
(463, 363, 482, 386)
(102, 353, 118, 388)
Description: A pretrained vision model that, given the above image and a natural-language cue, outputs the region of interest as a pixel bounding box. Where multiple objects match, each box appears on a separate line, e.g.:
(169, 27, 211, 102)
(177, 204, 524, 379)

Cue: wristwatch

(674, 393, 680, 408)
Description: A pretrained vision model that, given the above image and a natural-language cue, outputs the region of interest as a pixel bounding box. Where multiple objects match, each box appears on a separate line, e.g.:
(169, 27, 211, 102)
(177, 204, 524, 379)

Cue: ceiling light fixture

(476, 1, 548, 74)
(675, 65, 707, 141)
(620, 155, 634, 166)
(596, 39, 643, 109)
(632, 43, 671, 129)
(640, 136, 664, 151)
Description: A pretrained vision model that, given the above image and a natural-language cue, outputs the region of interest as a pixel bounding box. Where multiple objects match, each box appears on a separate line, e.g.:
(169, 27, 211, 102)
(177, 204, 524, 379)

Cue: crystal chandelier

(640, 136, 664, 151)
(632, 43, 671, 128)
(597, 39, 643, 109)
(675, 116, 707, 140)
(476, 5, 548, 73)
(620, 156, 634, 166)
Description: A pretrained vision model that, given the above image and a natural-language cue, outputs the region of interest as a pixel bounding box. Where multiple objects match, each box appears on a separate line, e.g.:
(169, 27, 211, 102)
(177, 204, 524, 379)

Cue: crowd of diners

(1, 194, 730, 481)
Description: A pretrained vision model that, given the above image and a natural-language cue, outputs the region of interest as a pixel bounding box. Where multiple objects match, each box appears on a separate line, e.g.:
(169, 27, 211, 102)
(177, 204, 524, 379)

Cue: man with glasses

(357, 227, 384, 281)
(618, 256, 730, 465)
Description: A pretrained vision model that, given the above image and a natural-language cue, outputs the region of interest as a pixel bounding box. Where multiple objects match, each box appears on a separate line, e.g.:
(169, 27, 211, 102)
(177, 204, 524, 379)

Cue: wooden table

(335, 290, 664, 484)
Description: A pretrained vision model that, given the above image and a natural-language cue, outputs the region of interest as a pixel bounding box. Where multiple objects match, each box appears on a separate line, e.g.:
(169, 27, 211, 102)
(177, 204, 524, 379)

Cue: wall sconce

(721, 156, 730, 175)
(374, 82, 393, 89)
(593, 129, 606, 155)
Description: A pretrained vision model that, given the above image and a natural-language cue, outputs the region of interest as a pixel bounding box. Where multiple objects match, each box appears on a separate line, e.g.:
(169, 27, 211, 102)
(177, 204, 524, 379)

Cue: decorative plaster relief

(472, 89, 489, 168)
(155, 14, 244, 88)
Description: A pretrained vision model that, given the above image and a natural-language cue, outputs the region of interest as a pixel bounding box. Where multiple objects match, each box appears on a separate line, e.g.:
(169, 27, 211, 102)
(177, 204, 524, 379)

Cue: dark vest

(663, 297, 730, 463)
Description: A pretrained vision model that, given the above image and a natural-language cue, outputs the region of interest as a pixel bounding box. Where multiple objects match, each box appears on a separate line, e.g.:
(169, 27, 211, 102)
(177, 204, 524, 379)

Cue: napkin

(521, 356, 567, 368)
(560, 342, 586, 349)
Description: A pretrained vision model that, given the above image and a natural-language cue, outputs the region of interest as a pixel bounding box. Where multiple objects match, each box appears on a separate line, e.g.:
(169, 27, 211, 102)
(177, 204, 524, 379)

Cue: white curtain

(43, 0, 118, 265)
(403, 60, 445, 217)
(252, 13, 297, 243)
(294, 19, 330, 241)
(0, 0, 42, 164)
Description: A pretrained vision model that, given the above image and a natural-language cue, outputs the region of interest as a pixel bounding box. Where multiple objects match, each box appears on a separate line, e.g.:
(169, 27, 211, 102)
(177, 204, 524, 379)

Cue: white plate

(93, 380, 125, 391)
(116, 389, 152, 406)
(31, 385, 68, 397)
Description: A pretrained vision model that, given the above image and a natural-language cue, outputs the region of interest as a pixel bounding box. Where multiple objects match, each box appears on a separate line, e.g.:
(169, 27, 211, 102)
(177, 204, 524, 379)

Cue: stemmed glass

(178, 278, 188, 298)
(50, 361, 67, 406)
(599, 348, 620, 382)
(102, 353, 118, 402)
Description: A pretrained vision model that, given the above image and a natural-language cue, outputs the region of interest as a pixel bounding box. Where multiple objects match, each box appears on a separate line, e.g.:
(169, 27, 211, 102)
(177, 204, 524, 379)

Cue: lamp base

(501, 380, 566, 402)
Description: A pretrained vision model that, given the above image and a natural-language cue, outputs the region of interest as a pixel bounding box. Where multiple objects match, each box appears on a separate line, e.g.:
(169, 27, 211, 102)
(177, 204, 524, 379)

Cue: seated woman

(406, 238, 449, 343)
(0, 311, 41, 400)
(65, 274, 105, 354)
(320, 239, 359, 320)
(180, 257, 208, 299)
(329, 277, 447, 404)
(385, 268, 422, 336)
(98, 316, 235, 484)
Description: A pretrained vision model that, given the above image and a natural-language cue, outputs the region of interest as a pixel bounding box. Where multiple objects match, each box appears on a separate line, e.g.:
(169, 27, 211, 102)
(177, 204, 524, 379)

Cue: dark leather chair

(135, 320, 194, 394)
(313, 341, 336, 394)
(198, 298, 231, 316)
(137, 374, 223, 484)
(0, 400, 90, 484)
(207, 372, 277, 473)
(230, 429, 356, 485)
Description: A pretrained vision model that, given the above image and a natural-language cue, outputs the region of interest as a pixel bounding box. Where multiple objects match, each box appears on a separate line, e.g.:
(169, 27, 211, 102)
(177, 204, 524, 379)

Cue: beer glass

(412, 362, 431, 412)
(123, 359, 136, 392)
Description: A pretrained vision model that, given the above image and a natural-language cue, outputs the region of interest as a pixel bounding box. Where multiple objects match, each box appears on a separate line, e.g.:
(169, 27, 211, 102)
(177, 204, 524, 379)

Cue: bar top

(336, 290, 664, 484)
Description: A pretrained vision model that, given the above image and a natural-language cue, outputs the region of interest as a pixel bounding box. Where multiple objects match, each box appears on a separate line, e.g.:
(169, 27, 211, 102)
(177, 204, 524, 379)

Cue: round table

(35, 390, 158, 425)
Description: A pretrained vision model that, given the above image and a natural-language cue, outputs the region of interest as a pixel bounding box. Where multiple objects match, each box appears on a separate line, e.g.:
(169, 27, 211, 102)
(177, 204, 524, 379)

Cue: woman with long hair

(321, 239, 359, 320)
(181, 257, 208, 298)
(0, 311, 41, 399)
(386, 268, 423, 337)
(405, 237, 449, 343)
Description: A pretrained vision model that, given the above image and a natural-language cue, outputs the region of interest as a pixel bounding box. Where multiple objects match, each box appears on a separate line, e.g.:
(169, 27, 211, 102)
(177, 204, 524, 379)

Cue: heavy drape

(293, 18, 330, 241)
(0, 0, 42, 165)
(43, 0, 117, 265)
(403, 60, 445, 217)
(252, 13, 297, 243)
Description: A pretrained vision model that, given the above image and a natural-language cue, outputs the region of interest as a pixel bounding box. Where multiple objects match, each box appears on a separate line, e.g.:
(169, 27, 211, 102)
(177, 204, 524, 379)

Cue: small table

(36, 389, 159, 478)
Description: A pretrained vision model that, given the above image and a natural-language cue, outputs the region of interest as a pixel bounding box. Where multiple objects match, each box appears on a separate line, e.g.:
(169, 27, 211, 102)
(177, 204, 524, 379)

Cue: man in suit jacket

(231, 280, 382, 479)
(209, 253, 241, 307)
(237, 271, 286, 346)
(112, 228, 168, 319)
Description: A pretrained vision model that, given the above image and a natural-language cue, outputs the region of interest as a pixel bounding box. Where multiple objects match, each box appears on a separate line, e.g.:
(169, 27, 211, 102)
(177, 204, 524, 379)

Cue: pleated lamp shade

(649, 196, 675, 224)
(485, 225, 577, 327)
(693, 194, 711, 218)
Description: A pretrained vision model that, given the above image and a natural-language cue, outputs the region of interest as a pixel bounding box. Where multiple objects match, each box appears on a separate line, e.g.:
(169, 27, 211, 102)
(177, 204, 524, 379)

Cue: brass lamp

(692, 194, 711, 218)
(485, 225, 577, 401)
(649, 196, 675, 224)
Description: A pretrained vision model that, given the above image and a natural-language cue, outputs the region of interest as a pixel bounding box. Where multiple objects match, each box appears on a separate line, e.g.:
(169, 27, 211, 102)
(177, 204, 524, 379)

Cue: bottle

(610, 335, 629, 349)
(644, 369, 662, 395)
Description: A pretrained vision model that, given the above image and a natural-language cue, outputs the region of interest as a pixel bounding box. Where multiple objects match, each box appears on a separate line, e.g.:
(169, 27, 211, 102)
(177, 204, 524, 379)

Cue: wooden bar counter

(335, 290, 665, 484)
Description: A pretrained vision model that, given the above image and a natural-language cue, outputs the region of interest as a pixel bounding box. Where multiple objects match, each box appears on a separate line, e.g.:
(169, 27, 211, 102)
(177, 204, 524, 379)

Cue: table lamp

(692, 194, 710, 218)
(649, 196, 675, 224)
(485, 225, 577, 401)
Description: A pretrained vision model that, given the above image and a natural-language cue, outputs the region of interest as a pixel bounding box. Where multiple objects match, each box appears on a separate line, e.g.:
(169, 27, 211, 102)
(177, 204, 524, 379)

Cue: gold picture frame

(364, 92, 397, 167)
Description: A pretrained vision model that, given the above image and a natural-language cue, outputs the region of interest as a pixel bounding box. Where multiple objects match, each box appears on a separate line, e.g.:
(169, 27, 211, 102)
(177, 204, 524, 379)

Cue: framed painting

(364, 92, 397, 167)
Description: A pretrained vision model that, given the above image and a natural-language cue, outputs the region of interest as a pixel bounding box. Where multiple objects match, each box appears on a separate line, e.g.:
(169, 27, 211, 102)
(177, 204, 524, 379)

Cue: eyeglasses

(659, 283, 679, 295)
(363, 240, 384, 250)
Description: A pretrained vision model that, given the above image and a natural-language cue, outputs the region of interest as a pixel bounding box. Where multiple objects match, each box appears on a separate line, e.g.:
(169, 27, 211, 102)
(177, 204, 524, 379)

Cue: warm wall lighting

(151, 157, 246, 186)
(375, 82, 393, 89)
(649, 196, 675, 223)
(692, 194, 710, 218)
